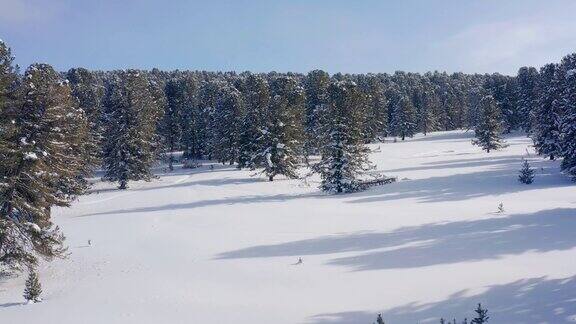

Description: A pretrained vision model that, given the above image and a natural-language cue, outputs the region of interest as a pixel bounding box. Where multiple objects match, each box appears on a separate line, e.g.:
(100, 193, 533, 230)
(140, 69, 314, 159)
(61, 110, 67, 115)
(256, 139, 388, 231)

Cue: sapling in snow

(23, 270, 42, 303)
(518, 159, 535, 184)
(471, 303, 489, 323)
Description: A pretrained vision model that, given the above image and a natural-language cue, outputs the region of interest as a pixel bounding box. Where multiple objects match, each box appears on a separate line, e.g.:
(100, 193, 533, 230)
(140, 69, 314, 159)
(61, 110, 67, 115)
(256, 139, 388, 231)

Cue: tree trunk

(269, 175, 274, 182)
(119, 180, 128, 190)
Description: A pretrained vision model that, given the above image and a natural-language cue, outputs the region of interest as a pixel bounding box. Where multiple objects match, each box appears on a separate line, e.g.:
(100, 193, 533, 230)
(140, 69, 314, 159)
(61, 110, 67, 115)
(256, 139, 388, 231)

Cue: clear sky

(2, 0, 576, 75)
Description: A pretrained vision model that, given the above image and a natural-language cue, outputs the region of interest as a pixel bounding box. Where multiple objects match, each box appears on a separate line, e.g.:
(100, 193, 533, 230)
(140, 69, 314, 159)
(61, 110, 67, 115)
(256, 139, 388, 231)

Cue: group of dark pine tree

(1, 37, 576, 295)
(375, 303, 489, 324)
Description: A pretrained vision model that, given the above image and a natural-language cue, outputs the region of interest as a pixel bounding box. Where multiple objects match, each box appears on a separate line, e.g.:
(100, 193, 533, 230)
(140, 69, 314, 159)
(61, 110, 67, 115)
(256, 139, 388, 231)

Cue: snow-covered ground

(1, 130, 575, 324)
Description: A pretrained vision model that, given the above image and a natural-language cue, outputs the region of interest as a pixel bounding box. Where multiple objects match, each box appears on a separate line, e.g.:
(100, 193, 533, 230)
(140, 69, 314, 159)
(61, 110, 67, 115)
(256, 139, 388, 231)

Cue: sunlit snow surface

(2, 130, 575, 324)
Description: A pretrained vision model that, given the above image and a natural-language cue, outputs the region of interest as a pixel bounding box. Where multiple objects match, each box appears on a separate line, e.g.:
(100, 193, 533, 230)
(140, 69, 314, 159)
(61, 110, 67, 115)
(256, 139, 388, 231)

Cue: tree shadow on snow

(0, 302, 24, 308)
(76, 192, 320, 218)
(350, 157, 571, 204)
(307, 275, 576, 324)
(217, 208, 576, 271)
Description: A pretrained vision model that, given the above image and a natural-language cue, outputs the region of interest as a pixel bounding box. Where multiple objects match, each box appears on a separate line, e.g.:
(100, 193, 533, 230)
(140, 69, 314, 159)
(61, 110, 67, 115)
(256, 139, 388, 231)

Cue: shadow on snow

(217, 208, 576, 271)
(308, 275, 576, 324)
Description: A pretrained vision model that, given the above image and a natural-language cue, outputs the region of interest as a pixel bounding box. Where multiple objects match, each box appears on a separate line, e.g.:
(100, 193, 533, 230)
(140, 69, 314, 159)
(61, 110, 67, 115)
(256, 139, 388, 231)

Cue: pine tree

(196, 80, 220, 159)
(237, 74, 270, 169)
(304, 70, 331, 155)
(375, 313, 385, 324)
(1, 62, 90, 271)
(102, 70, 161, 189)
(212, 84, 244, 164)
(471, 304, 489, 324)
(23, 270, 42, 303)
(312, 80, 372, 193)
(518, 159, 534, 184)
(360, 74, 388, 141)
(420, 79, 440, 135)
(173, 75, 199, 160)
(66, 68, 104, 163)
(252, 76, 305, 181)
(557, 54, 576, 180)
(390, 94, 417, 140)
(472, 95, 504, 153)
(484, 74, 520, 133)
(516, 67, 539, 132)
(161, 78, 184, 170)
(531, 64, 562, 160)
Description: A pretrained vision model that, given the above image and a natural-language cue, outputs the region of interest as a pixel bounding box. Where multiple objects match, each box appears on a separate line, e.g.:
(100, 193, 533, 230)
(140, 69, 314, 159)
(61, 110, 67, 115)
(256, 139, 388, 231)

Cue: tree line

(1, 39, 576, 272)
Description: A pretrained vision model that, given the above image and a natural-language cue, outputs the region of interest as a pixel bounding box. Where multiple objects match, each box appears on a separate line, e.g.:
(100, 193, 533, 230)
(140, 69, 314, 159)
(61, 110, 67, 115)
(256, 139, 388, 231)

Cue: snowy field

(1, 130, 575, 324)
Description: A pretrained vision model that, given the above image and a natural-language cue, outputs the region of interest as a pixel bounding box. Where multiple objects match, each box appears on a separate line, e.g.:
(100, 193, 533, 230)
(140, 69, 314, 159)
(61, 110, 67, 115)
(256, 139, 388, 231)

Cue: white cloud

(0, 0, 66, 24)
(431, 18, 576, 74)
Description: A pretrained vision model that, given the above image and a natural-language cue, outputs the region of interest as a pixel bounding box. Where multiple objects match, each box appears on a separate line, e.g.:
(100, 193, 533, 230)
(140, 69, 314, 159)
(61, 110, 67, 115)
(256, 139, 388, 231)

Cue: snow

(24, 222, 42, 233)
(1, 130, 576, 323)
(23, 152, 38, 161)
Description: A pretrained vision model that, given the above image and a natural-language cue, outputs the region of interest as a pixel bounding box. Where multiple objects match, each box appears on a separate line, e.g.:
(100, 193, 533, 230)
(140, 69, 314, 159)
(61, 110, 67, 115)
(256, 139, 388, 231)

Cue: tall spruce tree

(558, 54, 576, 179)
(304, 70, 330, 155)
(1, 63, 89, 271)
(212, 84, 244, 164)
(390, 94, 417, 140)
(66, 68, 104, 161)
(312, 80, 371, 193)
(418, 78, 440, 135)
(173, 75, 199, 160)
(531, 64, 562, 160)
(360, 74, 388, 141)
(252, 76, 305, 181)
(516, 67, 539, 132)
(102, 70, 161, 189)
(237, 74, 270, 169)
(196, 80, 220, 159)
(472, 95, 504, 153)
(160, 78, 184, 170)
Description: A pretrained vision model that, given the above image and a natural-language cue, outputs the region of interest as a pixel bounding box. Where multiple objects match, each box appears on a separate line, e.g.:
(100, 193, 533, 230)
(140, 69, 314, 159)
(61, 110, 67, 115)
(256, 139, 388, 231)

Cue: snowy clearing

(1, 130, 575, 324)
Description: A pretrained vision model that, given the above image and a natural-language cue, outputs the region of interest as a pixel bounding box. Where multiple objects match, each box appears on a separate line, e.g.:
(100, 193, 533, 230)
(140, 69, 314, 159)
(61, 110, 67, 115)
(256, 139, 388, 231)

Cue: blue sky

(1, 0, 575, 75)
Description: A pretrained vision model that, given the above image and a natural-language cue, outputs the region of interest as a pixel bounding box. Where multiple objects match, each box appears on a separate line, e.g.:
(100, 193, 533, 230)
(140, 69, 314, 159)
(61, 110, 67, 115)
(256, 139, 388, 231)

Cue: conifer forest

(1, 2, 576, 323)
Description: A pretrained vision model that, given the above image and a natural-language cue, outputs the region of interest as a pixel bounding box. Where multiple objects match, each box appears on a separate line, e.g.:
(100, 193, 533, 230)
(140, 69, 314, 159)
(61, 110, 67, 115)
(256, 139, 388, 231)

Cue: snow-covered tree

(518, 159, 534, 184)
(23, 270, 42, 303)
(172, 75, 199, 160)
(1, 63, 90, 271)
(66, 68, 104, 164)
(313, 80, 372, 193)
(237, 74, 270, 169)
(484, 74, 519, 133)
(472, 95, 504, 153)
(212, 84, 243, 164)
(196, 80, 221, 159)
(516, 66, 539, 132)
(390, 94, 417, 140)
(359, 74, 388, 141)
(420, 78, 440, 135)
(160, 78, 185, 170)
(531, 64, 562, 160)
(304, 70, 330, 155)
(471, 304, 489, 324)
(558, 54, 576, 179)
(252, 76, 305, 181)
(102, 70, 162, 189)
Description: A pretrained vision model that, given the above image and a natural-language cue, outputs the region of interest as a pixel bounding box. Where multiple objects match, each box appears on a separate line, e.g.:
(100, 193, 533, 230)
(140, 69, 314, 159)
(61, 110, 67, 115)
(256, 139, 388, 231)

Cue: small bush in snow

(518, 159, 534, 184)
(23, 270, 42, 303)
